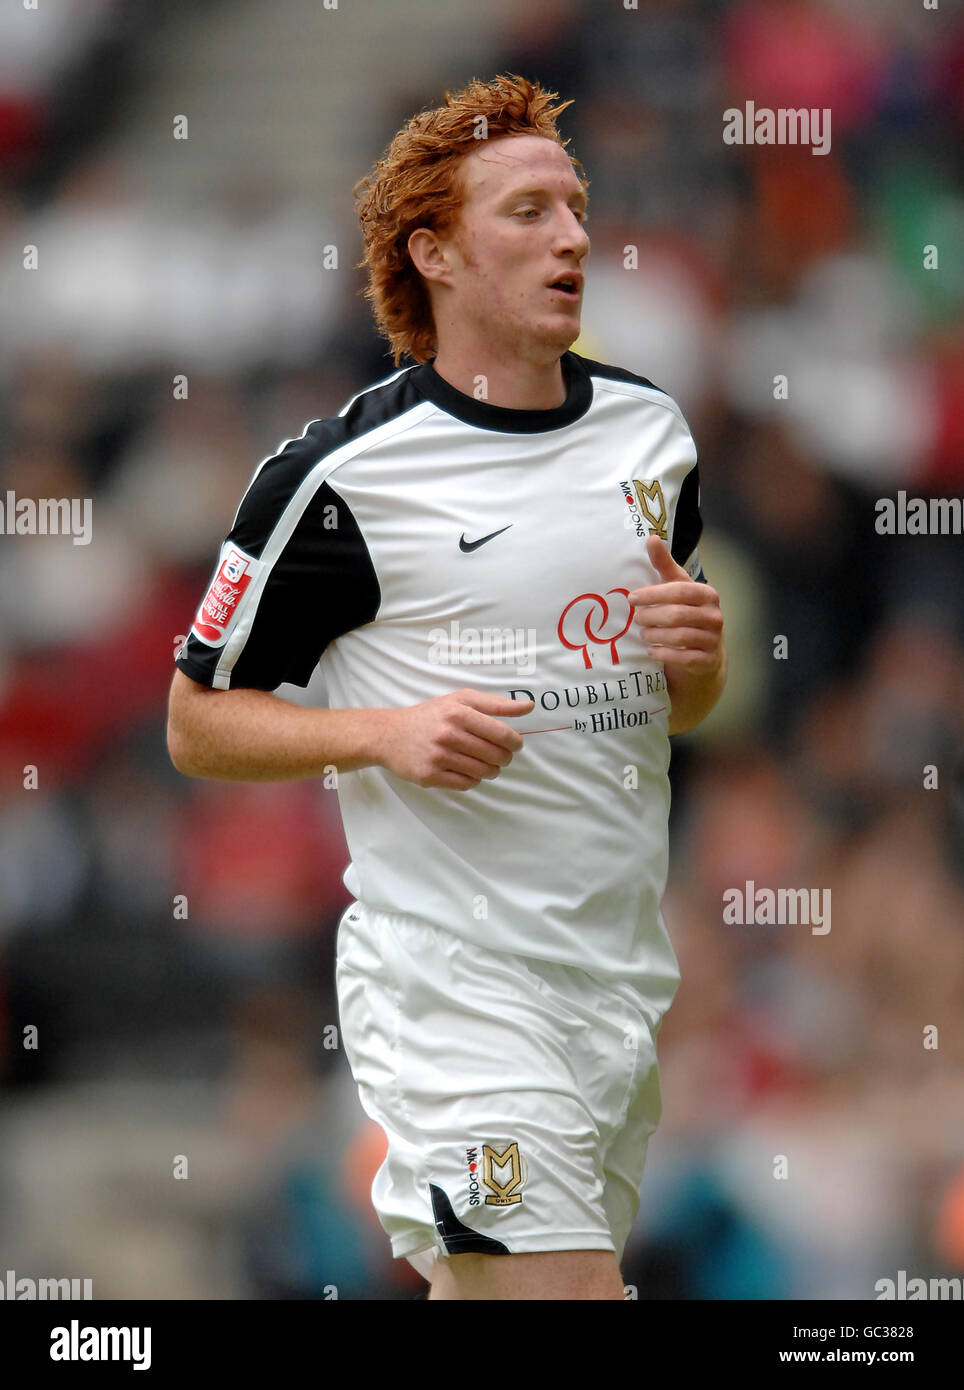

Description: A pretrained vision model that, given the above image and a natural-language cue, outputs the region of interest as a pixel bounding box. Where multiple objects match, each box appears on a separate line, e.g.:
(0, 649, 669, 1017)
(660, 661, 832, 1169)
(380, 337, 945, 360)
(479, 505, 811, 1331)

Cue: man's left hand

(628, 535, 724, 672)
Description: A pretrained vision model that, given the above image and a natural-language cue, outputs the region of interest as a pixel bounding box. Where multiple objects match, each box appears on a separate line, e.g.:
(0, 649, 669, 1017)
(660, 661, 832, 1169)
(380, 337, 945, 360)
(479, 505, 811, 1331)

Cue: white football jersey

(176, 351, 705, 991)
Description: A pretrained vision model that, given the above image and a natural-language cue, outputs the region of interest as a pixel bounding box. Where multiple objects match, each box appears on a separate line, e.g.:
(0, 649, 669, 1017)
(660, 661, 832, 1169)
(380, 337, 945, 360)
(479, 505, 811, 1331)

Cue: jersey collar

(410, 351, 592, 433)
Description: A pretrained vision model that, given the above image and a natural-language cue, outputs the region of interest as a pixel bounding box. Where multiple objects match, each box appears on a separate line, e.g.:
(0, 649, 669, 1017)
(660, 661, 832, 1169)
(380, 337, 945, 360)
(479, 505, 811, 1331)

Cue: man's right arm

(167, 417, 532, 791)
(166, 669, 533, 791)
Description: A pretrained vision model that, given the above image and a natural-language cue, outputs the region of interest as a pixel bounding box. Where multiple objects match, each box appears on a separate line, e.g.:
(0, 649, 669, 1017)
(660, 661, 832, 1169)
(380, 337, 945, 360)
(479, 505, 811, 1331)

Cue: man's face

(434, 134, 590, 363)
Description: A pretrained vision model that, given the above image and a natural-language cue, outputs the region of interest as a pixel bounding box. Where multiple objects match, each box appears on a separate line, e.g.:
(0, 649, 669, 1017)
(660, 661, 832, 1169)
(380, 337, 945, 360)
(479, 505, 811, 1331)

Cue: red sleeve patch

(192, 545, 260, 645)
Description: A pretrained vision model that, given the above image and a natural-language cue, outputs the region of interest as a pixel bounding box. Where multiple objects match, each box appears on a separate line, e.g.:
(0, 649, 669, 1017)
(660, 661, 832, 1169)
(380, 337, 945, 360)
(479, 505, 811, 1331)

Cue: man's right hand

(375, 689, 535, 791)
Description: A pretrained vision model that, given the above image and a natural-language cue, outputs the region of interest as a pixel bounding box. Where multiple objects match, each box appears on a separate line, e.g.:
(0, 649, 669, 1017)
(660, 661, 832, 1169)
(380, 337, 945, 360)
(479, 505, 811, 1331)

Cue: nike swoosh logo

(459, 524, 513, 553)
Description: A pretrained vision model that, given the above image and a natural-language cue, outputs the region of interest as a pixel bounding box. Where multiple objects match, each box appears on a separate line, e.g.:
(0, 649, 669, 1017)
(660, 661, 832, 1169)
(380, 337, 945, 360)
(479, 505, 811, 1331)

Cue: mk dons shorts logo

(619, 478, 667, 540)
(481, 1142, 527, 1207)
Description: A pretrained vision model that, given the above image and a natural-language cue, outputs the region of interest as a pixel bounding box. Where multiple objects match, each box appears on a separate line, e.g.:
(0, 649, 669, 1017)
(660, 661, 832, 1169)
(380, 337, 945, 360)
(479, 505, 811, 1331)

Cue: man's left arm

(628, 534, 726, 736)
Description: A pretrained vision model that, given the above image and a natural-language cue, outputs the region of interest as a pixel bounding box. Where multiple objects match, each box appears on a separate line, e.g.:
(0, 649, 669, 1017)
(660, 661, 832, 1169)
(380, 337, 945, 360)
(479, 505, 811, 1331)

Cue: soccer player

(167, 74, 726, 1301)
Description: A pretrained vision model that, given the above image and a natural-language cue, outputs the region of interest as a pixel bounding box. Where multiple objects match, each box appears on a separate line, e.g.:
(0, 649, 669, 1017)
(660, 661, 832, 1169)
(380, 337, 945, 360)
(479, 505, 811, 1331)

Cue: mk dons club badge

(481, 1142, 528, 1206)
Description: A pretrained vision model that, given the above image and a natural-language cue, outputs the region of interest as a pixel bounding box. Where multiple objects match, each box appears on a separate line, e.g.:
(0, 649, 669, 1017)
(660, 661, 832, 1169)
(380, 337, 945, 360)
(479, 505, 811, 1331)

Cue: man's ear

(408, 227, 454, 286)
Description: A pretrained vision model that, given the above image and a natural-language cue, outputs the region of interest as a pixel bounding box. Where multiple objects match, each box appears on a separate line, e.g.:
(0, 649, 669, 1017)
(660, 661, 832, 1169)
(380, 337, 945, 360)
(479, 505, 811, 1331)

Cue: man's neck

(429, 346, 569, 410)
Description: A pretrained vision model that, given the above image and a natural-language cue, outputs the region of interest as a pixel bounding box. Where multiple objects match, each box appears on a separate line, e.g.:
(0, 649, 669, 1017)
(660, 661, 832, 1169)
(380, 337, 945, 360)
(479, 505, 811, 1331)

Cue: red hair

(353, 73, 586, 366)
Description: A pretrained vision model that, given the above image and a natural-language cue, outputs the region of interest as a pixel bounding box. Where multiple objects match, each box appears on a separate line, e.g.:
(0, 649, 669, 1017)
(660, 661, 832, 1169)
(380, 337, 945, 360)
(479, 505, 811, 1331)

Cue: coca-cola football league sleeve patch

(191, 543, 263, 645)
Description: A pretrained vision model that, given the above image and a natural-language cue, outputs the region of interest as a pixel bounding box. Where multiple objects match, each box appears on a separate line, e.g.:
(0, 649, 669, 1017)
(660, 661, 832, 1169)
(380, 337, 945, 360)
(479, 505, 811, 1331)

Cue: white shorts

(335, 901, 673, 1285)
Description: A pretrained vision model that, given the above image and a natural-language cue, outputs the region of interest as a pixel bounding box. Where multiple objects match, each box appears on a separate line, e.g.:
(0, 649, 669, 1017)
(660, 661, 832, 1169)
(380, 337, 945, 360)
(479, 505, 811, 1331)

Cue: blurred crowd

(0, 0, 962, 1299)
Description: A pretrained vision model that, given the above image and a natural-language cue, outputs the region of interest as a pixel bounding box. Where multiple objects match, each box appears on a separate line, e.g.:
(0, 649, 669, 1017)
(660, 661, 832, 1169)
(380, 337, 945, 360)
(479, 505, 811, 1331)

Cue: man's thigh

(428, 1249, 625, 1301)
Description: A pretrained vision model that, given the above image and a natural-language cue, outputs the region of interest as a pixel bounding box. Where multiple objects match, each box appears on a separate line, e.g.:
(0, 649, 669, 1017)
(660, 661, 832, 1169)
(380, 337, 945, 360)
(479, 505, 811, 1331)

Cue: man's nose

(556, 210, 589, 257)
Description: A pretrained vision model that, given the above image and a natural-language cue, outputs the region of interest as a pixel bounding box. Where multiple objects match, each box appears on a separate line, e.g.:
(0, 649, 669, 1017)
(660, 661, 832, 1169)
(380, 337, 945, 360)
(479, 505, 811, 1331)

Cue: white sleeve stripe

(336, 364, 413, 418)
(231, 366, 416, 531)
(230, 419, 316, 531)
(589, 376, 692, 431)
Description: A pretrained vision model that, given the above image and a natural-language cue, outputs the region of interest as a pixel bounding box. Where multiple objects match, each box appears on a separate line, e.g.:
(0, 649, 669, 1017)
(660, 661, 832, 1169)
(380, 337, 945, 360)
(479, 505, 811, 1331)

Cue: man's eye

(516, 208, 539, 219)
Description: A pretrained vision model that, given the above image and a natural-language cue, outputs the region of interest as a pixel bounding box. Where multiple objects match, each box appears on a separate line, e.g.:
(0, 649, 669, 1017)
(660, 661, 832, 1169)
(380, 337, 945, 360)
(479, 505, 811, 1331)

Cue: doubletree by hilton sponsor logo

(0, 490, 92, 545)
(508, 667, 667, 735)
(558, 589, 635, 669)
(0, 1268, 92, 1299)
(507, 670, 663, 704)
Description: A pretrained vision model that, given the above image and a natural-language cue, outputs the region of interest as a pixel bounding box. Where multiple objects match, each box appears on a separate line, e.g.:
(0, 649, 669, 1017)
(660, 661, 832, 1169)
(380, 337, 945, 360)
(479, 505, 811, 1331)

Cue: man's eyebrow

(499, 184, 589, 206)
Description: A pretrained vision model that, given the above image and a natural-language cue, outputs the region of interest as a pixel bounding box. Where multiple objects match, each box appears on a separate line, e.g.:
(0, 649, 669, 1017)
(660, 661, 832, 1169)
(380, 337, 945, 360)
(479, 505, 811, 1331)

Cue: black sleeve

(174, 419, 380, 691)
(670, 460, 706, 582)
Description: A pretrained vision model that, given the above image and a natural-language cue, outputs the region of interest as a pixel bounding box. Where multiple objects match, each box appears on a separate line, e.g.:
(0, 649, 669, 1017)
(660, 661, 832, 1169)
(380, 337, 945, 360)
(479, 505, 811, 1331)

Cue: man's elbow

(166, 717, 200, 777)
(166, 671, 207, 777)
